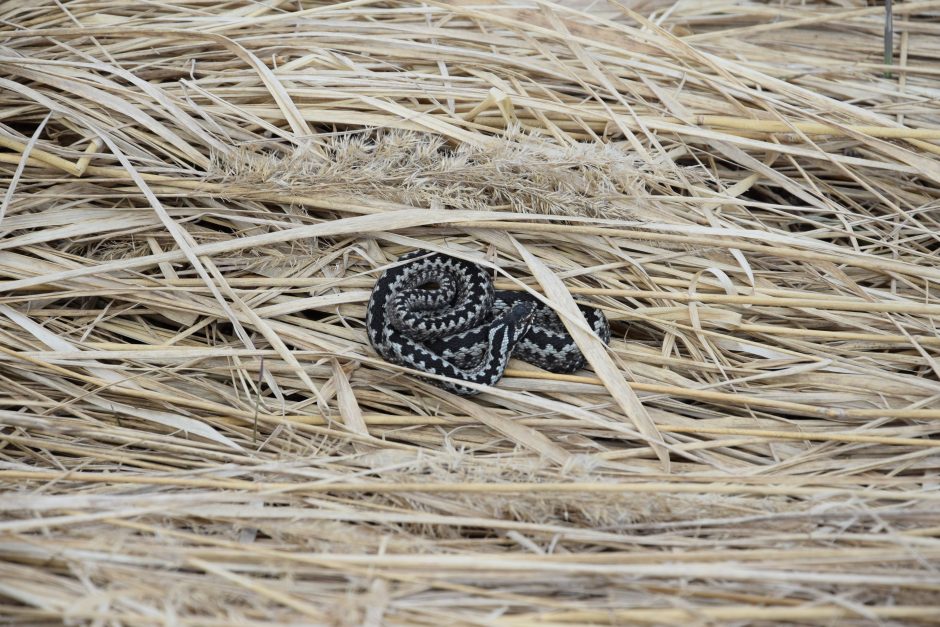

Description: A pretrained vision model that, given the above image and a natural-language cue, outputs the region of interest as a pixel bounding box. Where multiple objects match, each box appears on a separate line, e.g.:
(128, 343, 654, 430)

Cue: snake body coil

(367, 251, 611, 394)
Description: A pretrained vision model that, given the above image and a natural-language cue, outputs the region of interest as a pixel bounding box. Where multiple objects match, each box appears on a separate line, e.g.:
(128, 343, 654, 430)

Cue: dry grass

(2, 0, 940, 624)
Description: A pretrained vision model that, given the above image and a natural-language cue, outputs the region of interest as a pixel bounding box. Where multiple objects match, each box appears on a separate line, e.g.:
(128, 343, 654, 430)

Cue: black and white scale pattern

(366, 250, 611, 395)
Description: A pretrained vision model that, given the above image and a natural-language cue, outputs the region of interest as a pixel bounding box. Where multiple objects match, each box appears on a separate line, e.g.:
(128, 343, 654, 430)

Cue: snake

(366, 250, 611, 395)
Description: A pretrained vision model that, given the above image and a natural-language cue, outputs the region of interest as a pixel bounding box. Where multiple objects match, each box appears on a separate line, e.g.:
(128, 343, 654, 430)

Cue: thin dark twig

(885, 0, 894, 78)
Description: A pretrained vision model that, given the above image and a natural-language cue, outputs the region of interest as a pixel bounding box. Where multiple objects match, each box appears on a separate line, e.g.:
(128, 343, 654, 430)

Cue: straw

(2, 0, 940, 623)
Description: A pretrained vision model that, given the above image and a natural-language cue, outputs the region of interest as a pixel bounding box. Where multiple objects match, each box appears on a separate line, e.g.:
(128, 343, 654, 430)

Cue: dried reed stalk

(2, 0, 940, 624)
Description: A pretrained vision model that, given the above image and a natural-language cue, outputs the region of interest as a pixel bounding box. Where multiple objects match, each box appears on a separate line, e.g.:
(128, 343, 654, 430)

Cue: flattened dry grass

(2, 0, 940, 624)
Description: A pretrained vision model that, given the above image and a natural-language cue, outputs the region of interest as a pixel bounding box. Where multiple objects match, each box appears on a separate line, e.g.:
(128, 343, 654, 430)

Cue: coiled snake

(367, 250, 611, 394)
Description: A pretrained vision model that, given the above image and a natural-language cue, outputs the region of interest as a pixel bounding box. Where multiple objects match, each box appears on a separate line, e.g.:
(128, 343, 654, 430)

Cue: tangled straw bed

(2, 0, 940, 623)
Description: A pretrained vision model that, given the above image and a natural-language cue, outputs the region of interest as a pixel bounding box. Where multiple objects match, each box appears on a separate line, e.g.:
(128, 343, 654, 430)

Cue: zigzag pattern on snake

(366, 250, 611, 395)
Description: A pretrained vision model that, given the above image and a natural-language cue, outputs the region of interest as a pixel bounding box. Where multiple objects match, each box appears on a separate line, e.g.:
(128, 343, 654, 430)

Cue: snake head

(506, 301, 536, 343)
(509, 301, 535, 323)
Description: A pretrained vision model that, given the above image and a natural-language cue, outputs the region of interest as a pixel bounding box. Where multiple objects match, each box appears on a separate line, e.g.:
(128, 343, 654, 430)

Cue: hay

(1, 0, 940, 623)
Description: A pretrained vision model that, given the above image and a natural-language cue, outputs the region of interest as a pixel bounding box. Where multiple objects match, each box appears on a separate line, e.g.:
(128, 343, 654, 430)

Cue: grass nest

(1, 0, 940, 624)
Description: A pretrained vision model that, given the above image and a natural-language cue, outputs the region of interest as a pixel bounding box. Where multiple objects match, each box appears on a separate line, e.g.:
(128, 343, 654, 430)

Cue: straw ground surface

(2, 0, 940, 624)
